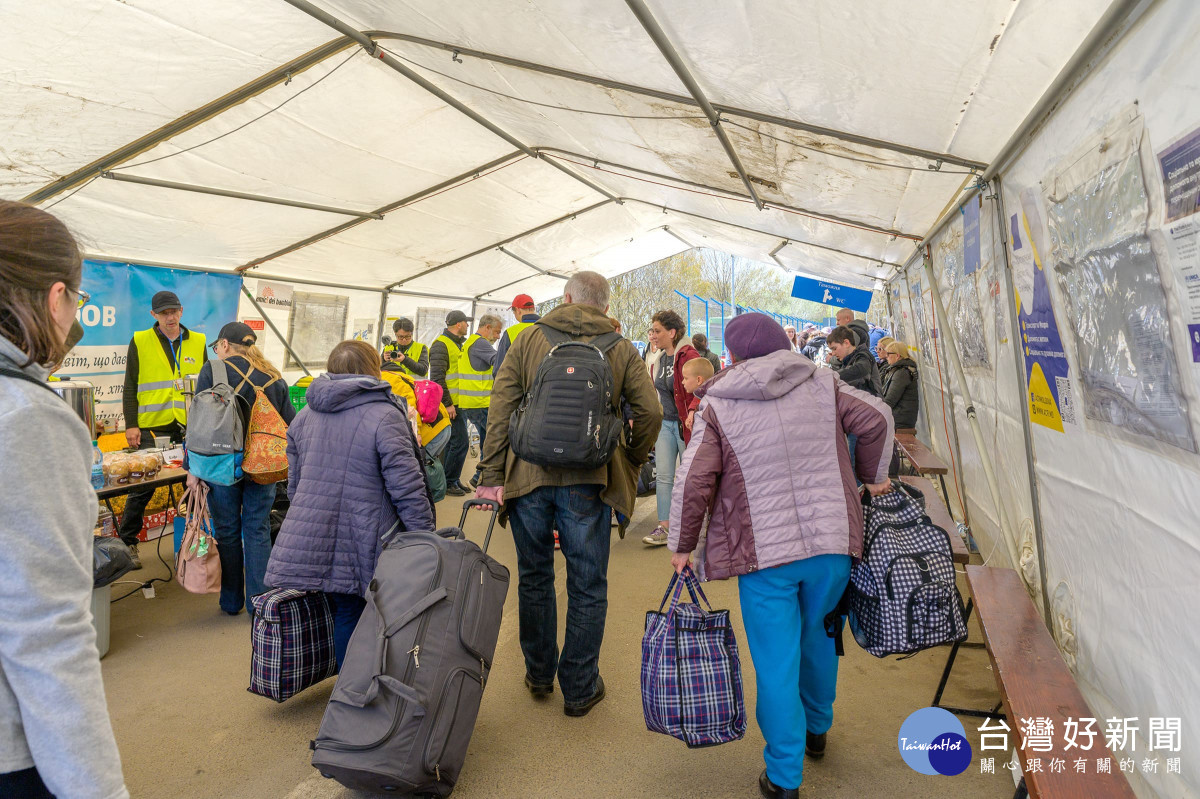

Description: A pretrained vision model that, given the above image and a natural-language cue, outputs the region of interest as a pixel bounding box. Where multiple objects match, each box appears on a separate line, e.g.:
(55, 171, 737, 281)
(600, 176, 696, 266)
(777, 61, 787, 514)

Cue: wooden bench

(967, 566, 1137, 799)
(894, 431, 953, 505)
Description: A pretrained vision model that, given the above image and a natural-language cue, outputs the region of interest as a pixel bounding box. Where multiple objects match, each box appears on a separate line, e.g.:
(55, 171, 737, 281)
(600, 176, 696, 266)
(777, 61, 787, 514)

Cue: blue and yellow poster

(1009, 189, 1072, 432)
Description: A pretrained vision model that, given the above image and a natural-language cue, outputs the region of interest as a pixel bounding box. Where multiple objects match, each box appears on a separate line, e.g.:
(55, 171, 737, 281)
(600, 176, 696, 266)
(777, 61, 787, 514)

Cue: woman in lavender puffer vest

(266, 341, 435, 667)
(668, 314, 894, 799)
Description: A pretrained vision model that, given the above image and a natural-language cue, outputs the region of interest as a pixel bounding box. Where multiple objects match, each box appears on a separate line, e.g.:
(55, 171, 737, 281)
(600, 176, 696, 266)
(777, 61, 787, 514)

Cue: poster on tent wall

(60, 261, 242, 430)
(1009, 188, 1073, 433)
(1157, 125, 1200, 363)
(1043, 112, 1195, 453)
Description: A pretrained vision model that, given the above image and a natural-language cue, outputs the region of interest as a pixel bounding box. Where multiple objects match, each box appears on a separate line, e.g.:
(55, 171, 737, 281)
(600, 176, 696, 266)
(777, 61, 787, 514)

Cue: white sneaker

(642, 527, 669, 546)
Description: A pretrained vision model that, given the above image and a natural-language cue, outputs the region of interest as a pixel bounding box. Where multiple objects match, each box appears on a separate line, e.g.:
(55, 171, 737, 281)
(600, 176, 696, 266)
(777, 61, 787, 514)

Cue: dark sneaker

(524, 674, 554, 698)
(445, 483, 466, 497)
(127, 543, 143, 570)
(758, 770, 799, 799)
(805, 731, 827, 758)
(469, 471, 481, 489)
(564, 676, 605, 717)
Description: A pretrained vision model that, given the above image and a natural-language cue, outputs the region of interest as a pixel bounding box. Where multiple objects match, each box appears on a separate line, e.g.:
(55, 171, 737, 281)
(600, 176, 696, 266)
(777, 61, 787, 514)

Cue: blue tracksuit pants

(738, 554, 851, 789)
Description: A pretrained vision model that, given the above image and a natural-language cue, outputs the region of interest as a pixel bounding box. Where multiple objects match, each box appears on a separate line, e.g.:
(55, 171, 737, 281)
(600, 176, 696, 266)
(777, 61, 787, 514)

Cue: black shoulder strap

(589, 331, 623, 354)
(0, 367, 58, 396)
(537, 322, 570, 347)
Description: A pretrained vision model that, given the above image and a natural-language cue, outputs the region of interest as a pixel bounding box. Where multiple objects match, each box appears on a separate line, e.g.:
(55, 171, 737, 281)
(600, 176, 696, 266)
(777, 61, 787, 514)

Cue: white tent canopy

(4, 0, 1114, 299)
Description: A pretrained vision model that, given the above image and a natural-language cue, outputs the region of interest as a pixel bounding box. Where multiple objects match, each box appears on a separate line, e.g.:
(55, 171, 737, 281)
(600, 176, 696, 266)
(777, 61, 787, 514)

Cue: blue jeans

(207, 479, 276, 614)
(443, 410, 469, 485)
(461, 407, 489, 478)
(326, 592, 367, 670)
(655, 419, 685, 522)
(425, 425, 451, 459)
(739, 554, 851, 790)
(508, 484, 611, 705)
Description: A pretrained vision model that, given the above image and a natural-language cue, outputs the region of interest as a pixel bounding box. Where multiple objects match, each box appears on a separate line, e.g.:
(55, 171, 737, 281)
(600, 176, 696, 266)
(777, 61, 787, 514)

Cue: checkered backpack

(828, 483, 968, 658)
(249, 589, 337, 702)
(641, 568, 746, 747)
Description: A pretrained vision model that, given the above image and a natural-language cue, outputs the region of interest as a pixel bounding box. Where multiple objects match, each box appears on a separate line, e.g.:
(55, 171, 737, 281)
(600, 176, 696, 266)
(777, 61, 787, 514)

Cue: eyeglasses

(71, 287, 91, 308)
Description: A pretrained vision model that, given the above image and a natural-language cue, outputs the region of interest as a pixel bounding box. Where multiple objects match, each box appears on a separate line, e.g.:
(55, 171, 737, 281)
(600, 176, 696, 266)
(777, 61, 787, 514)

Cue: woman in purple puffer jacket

(265, 340, 435, 667)
(668, 314, 894, 799)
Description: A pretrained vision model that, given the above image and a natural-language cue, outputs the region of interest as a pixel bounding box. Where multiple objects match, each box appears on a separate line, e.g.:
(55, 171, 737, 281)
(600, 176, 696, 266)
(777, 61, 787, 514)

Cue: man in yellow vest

(460, 314, 503, 489)
(382, 317, 429, 377)
(494, 293, 539, 375)
(430, 309, 472, 496)
(117, 290, 206, 562)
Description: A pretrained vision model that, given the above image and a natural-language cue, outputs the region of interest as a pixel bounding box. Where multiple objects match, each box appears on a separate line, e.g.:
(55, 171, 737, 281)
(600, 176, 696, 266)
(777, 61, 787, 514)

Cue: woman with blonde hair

(187, 321, 296, 616)
(0, 201, 128, 797)
(881, 341, 919, 429)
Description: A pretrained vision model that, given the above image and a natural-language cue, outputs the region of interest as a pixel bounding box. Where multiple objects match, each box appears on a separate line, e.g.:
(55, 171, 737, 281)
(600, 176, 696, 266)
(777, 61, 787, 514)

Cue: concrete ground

(100, 466, 1016, 798)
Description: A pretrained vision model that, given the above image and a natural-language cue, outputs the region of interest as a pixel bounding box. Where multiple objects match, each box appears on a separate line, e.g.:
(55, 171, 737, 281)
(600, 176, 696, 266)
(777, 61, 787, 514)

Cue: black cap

(152, 291, 182, 312)
(446, 310, 472, 326)
(212, 321, 257, 350)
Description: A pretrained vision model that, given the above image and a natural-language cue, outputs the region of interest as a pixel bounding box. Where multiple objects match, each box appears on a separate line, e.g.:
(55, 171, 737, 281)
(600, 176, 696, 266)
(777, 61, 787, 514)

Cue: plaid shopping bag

(248, 589, 337, 702)
(641, 567, 746, 747)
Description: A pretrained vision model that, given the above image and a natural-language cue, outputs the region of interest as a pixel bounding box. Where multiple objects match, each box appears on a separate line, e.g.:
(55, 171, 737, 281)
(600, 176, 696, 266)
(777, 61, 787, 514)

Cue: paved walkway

(101, 481, 1014, 798)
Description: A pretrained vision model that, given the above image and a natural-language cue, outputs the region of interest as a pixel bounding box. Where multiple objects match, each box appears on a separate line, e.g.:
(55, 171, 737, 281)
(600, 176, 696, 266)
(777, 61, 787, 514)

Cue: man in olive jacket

(476, 271, 661, 716)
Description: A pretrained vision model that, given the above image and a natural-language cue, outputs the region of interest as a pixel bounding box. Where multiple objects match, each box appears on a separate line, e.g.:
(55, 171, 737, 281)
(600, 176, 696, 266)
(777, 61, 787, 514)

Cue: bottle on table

(91, 440, 105, 490)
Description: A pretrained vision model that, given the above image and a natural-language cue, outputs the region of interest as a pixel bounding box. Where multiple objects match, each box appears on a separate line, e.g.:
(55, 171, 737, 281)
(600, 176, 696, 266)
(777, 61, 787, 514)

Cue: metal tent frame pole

(623, 0, 762, 208)
(992, 177, 1053, 627)
(920, 246, 1016, 556)
(375, 290, 389, 350)
(538, 148, 919, 240)
(241, 285, 312, 377)
(99, 172, 383, 219)
(497, 247, 568, 280)
(392, 199, 614, 288)
(278, 0, 619, 205)
(237, 150, 526, 273)
(370, 31, 985, 171)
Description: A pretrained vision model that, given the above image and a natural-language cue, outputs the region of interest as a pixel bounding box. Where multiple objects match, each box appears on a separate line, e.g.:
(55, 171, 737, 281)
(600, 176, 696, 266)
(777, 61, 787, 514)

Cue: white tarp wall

(890, 1, 1200, 794)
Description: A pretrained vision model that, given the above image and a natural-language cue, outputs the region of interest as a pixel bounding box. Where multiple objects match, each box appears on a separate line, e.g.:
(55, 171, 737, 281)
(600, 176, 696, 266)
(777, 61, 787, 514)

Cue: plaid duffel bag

(249, 588, 337, 702)
(641, 567, 746, 747)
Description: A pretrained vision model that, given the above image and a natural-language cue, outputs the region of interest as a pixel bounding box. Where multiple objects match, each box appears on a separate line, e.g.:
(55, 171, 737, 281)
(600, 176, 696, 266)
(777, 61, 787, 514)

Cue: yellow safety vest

(435, 334, 467, 406)
(502, 321, 535, 349)
(393, 341, 427, 377)
(133, 327, 206, 428)
(457, 334, 495, 409)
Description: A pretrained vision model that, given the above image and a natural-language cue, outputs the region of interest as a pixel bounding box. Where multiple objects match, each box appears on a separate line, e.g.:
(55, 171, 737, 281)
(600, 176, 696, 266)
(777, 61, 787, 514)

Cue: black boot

(806, 731, 827, 758)
(758, 770, 799, 799)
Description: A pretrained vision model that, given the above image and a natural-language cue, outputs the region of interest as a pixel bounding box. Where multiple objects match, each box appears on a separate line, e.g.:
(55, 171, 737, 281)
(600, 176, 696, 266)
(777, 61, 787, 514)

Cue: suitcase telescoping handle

(459, 499, 501, 554)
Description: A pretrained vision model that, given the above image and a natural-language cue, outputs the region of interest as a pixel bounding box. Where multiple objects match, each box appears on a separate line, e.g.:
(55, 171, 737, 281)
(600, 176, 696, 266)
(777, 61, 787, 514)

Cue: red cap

(511, 293, 535, 310)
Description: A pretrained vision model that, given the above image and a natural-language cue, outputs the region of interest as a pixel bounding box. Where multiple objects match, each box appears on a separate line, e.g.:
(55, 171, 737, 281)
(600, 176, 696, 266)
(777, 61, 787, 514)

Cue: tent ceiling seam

(234, 150, 527, 273)
(389, 199, 616, 289)
(622, 0, 763, 209)
(369, 31, 987, 170)
(536, 147, 920, 240)
(20, 36, 357, 206)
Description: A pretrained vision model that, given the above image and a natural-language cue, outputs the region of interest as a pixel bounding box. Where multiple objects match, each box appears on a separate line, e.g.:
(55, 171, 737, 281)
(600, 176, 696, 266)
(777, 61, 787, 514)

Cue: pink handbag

(414, 379, 443, 424)
(177, 483, 222, 594)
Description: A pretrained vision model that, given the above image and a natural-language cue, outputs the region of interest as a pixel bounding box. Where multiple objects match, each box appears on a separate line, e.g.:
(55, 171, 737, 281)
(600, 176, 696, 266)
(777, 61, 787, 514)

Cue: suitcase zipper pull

(435, 764, 441, 782)
(480, 657, 487, 686)
(408, 644, 420, 668)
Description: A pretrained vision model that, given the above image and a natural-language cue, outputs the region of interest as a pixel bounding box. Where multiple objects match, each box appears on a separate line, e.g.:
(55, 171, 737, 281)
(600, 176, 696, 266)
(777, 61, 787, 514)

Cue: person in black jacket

(827, 326, 881, 396)
(881, 341, 920, 429)
(187, 322, 295, 616)
(691, 333, 722, 373)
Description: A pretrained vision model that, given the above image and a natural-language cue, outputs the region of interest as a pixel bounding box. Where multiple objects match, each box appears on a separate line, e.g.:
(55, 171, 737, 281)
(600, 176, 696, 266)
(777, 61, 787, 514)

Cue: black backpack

(509, 325, 624, 470)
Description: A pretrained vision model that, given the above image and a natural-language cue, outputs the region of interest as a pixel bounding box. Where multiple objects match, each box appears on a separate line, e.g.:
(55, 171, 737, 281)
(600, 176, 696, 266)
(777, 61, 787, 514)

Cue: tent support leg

(241, 285, 311, 377)
(992, 178, 1053, 630)
(921, 246, 1016, 566)
(375, 290, 388, 350)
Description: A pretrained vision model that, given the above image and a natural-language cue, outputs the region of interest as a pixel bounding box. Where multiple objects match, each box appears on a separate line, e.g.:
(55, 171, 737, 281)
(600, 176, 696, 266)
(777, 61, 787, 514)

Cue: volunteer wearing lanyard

(116, 290, 206, 566)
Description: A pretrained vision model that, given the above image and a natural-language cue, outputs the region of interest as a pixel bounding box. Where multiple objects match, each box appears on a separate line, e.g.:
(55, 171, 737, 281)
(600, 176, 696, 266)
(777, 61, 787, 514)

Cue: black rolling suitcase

(311, 500, 509, 796)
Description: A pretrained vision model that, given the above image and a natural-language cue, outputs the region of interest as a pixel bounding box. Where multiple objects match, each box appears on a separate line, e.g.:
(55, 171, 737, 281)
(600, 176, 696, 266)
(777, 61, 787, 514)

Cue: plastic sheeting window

(286, 291, 350, 370)
(934, 215, 992, 371)
(1044, 115, 1196, 453)
(907, 267, 937, 367)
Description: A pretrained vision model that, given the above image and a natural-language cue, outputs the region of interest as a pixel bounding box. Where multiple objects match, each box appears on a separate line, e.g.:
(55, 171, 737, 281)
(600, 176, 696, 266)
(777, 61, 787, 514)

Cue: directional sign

(790, 275, 873, 312)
